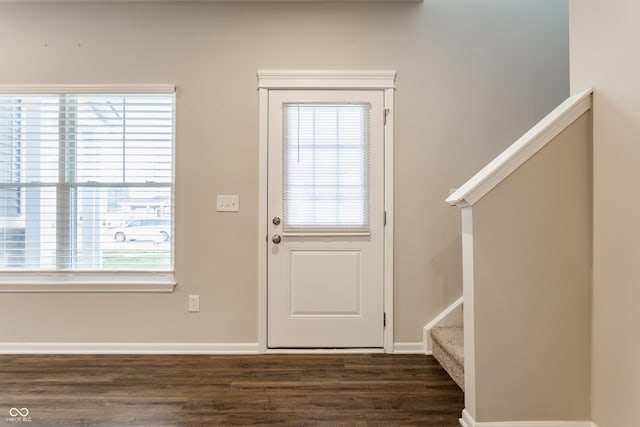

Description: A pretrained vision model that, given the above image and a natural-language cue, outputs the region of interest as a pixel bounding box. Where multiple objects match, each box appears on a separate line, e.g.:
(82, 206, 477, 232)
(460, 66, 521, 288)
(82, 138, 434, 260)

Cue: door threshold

(266, 348, 385, 354)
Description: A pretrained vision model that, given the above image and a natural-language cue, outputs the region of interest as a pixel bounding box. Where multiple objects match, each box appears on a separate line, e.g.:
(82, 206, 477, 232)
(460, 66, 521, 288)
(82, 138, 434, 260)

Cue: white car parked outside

(113, 219, 171, 242)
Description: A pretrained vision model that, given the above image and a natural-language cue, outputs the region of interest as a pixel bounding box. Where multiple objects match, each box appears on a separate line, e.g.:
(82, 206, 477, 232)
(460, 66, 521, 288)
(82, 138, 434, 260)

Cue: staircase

(444, 90, 593, 425)
(423, 297, 464, 390)
(431, 326, 464, 391)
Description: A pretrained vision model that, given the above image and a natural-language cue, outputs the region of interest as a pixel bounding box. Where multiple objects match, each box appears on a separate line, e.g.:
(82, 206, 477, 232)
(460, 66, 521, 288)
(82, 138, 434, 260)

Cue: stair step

(431, 326, 464, 391)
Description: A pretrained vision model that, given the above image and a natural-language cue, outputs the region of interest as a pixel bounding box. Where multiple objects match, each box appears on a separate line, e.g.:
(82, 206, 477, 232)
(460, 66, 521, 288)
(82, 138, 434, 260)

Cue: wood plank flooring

(0, 354, 463, 426)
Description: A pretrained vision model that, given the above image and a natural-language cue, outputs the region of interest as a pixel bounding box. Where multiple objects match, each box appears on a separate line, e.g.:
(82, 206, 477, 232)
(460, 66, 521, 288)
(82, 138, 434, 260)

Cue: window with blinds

(0, 93, 175, 271)
(283, 103, 370, 235)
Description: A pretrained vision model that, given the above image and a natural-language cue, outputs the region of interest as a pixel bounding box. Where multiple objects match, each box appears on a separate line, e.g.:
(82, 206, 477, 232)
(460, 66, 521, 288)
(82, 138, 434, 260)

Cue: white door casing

(257, 70, 396, 353)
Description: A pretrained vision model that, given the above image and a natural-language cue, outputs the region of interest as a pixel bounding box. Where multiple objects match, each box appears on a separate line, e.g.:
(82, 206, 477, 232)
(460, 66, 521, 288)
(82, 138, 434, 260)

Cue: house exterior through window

(0, 90, 175, 274)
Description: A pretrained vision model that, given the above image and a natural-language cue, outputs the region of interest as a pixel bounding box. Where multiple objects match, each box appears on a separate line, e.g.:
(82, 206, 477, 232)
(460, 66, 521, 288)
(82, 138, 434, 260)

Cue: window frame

(0, 85, 176, 293)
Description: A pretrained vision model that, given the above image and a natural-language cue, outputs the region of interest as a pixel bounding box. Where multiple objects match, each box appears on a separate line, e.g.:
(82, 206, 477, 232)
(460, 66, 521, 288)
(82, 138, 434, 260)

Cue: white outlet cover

(216, 195, 239, 212)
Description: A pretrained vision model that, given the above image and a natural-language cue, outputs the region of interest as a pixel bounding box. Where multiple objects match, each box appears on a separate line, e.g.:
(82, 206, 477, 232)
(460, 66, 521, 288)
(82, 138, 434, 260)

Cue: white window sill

(0, 273, 176, 293)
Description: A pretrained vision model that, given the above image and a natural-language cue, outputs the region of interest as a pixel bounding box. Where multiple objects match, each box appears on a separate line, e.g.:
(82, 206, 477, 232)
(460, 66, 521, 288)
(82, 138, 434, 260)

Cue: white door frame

(257, 70, 396, 353)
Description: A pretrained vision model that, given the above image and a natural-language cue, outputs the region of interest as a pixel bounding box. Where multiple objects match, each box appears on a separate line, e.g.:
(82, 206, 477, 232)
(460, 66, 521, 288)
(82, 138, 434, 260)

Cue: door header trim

(257, 70, 397, 90)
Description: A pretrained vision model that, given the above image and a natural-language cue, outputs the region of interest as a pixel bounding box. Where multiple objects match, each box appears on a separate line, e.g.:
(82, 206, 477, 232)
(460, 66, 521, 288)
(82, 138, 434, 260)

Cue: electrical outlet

(188, 295, 200, 312)
(216, 195, 239, 212)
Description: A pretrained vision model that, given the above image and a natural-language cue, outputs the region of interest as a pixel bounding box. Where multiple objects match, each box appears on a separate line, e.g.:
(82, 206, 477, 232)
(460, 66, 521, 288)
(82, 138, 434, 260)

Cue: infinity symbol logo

(9, 408, 29, 417)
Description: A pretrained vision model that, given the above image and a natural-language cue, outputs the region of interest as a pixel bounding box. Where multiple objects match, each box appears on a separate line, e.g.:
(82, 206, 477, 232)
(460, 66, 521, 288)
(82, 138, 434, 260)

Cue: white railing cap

(446, 88, 593, 208)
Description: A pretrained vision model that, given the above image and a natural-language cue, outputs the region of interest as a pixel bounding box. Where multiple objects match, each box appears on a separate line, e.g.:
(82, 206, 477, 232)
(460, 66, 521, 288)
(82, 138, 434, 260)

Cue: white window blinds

(0, 92, 175, 271)
(0, 100, 20, 217)
(282, 103, 370, 234)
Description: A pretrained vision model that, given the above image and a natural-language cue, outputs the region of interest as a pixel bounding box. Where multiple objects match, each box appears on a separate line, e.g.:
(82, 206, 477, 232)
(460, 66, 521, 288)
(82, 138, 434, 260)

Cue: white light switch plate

(189, 295, 200, 312)
(216, 195, 239, 212)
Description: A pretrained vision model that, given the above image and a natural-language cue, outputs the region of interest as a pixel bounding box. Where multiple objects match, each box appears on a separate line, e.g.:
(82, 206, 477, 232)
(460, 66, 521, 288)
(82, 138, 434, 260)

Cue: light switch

(216, 195, 239, 212)
(188, 295, 200, 312)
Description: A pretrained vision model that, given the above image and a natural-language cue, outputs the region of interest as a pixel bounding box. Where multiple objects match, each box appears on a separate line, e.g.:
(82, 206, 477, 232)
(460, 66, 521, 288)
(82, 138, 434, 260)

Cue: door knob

(272, 234, 282, 244)
(272, 216, 281, 225)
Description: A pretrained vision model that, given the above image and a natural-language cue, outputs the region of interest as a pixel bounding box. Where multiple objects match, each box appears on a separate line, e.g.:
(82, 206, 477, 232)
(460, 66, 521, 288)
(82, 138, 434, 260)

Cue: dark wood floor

(0, 354, 463, 426)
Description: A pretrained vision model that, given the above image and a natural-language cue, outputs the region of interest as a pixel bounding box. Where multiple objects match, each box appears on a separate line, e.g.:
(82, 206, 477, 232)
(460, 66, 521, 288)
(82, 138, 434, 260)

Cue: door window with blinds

(0, 92, 175, 271)
(283, 103, 370, 235)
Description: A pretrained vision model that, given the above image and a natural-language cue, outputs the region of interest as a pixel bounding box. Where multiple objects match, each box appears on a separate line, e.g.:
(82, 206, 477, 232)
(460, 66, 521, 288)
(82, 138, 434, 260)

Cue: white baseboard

(266, 348, 385, 354)
(0, 342, 259, 355)
(460, 409, 595, 427)
(392, 342, 425, 354)
(1, 342, 446, 355)
(424, 295, 464, 353)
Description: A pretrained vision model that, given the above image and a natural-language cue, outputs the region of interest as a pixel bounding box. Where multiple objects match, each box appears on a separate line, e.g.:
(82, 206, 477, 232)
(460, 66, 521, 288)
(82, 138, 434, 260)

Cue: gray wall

(472, 113, 592, 421)
(571, 1, 640, 426)
(0, 1, 568, 345)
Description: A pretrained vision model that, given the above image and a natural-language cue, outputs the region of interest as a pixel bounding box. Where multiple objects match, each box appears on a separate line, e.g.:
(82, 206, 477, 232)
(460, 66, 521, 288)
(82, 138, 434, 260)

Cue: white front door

(267, 90, 385, 348)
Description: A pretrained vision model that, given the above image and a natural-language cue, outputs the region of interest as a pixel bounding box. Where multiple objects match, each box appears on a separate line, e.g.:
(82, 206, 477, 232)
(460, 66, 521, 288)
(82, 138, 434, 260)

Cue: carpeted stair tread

(431, 326, 464, 366)
(431, 326, 464, 391)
